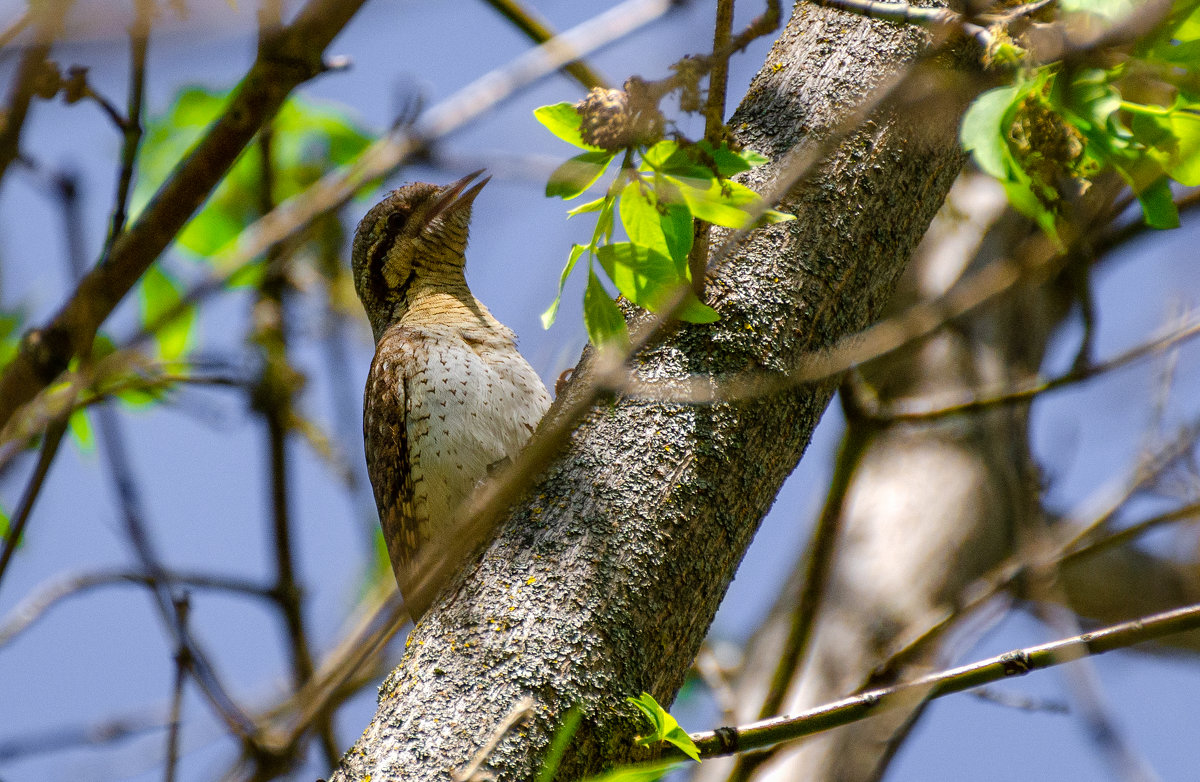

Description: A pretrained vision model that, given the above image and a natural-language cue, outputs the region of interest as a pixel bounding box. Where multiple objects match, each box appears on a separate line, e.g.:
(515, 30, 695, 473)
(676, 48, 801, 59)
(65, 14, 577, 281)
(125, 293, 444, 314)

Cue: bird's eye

(386, 210, 407, 231)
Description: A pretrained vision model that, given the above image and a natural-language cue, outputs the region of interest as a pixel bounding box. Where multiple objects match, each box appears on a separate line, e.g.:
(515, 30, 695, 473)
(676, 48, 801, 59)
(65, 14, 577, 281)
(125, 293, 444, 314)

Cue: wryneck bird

(351, 170, 551, 620)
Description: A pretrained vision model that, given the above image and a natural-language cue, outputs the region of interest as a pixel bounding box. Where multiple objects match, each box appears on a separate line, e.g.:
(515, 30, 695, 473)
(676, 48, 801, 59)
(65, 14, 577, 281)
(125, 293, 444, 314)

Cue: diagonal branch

(0, 0, 368, 433)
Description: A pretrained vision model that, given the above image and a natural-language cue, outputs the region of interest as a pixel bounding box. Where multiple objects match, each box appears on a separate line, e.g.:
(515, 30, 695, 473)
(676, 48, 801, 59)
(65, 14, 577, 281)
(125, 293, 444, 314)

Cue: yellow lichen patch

(526, 576, 537, 585)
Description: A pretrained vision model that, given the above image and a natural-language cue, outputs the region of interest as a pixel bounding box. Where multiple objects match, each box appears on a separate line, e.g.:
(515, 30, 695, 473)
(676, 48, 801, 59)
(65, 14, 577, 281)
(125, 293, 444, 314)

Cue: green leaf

(670, 175, 762, 229)
(582, 760, 685, 782)
(583, 268, 628, 348)
(547, 150, 616, 199)
(136, 87, 374, 264)
(68, 408, 94, 453)
(541, 244, 587, 329)
(642, 139, 682, 169)
(1135, 175, 1180, 228)
(596, 243, 718, 323)
(534, 102, 604, 151)
(139, 266, 195, 361)
(1134, 105, 1200, 186)
(1058, 0, 1137, 22)
(0, 309, 23, 370)
(535, 706, 584, 782)
(961, 83, 1025, 179)
(626, 692, 701, 763)
(568, 197, 606, 216)
(619, 180, 668, 255)
(706, 141, 768, 177)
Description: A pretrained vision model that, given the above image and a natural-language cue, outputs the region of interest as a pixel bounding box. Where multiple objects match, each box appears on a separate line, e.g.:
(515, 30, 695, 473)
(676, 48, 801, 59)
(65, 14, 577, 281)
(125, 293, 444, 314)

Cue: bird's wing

(364, 326, 423, 597)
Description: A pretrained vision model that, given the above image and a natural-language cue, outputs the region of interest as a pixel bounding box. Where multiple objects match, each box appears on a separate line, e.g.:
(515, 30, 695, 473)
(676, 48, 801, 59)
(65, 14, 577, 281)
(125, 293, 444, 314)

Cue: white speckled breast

(405, 323, 551, 527)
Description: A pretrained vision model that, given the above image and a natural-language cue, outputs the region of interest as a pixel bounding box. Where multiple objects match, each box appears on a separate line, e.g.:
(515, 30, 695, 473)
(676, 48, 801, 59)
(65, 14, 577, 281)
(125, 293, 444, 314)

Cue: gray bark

(330, 4, 966, 780)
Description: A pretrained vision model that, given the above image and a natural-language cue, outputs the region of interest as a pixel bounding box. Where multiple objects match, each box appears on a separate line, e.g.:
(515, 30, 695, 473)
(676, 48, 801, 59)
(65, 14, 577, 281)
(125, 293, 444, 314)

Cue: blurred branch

(0, 413, 69, 595)
(0, 567, 273, 648)
(102, 0, 152, 257)
(0, 8, 31, 49)
(165, 592, 190, 782)
(0, 0, 69, 182)
(0, 0, 369, 434)
(862, 311, 1200, 421)
(0, 712, 162, 764)
(43, 153, 260, 747)
(726, 412, 871, 781)
(686, 0, 735, 296)
(686, 601, 1200, 760)
(480, 0, 609, 89)
(249, 125, 339, 771)
(878, 418, 1200, 674)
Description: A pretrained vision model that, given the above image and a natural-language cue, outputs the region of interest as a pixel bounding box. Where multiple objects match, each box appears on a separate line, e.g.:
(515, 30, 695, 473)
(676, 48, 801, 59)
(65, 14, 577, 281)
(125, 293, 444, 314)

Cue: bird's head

(351, 169, 490, 339)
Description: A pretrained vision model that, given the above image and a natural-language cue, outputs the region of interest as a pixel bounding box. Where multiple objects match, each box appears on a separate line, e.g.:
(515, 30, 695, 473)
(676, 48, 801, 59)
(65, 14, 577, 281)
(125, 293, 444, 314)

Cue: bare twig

(453, 697, 536, 782)
(0, 568, 272, 648)
(0, 413, 69, 595)
(480, 0, 609, 89)
(102, 0, 151, 257)
(0, 0, 69, 182)
(686, 601, 1200, 760)
(252, 124, 338, 767)
(863, 313, 1200, 422)
(0, 0, 369, 432)
(164, 592, 190, 782)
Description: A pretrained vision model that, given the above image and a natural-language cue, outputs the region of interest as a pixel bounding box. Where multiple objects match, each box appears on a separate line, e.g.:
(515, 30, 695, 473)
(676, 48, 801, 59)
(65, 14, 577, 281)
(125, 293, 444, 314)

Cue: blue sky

(1, 1, 1199, 780)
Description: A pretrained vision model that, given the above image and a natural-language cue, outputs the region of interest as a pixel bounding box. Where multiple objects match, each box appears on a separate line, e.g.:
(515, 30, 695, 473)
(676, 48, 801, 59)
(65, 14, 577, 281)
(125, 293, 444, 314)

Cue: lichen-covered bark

(330, 4, 966, 780)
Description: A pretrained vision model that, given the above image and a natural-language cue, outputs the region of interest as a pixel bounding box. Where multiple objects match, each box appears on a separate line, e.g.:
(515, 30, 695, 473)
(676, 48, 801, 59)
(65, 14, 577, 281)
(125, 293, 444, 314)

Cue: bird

(351, 170, 552, 621)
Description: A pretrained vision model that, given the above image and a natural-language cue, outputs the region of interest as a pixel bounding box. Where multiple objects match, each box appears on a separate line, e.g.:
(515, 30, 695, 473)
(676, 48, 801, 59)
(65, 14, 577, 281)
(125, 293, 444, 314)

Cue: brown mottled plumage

(351, 171, 551, 620)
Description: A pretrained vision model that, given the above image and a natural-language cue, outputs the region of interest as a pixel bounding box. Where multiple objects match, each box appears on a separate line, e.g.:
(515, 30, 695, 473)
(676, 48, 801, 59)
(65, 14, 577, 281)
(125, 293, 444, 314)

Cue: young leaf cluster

(626, 691, 702, 763)
(534, 102, 793, 347)
(961, 0, 1200, 237)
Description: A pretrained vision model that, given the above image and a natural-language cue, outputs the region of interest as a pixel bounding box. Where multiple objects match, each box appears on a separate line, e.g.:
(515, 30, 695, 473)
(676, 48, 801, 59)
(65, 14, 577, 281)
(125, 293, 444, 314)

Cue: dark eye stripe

(367, 211, 410, 294)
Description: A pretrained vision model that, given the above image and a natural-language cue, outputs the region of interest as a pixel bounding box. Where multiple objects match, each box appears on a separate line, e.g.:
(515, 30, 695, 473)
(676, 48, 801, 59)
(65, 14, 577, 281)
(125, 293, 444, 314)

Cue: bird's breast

(401, 327, 551, 529)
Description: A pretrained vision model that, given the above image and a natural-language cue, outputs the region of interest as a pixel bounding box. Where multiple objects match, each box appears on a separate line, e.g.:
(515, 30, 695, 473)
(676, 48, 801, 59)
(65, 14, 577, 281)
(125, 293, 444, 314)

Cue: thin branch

(164, 592, 190, 782)
(0, 8, 31, 49)
(452, 697, 536, 782)
(727, 411, 871, 780)
(0, 0, 369, 432)
(687, 601, 1200, 760)
(686, 0, 735, 296)
(876, 419, 1200, 676)
(0, 0, 69, 182)
(0, 567, 272, 648)
(0, 712, 162, 763)
(480, 0, 609, 89)
(252, 124, 338, 768)
(863, 313, 1200, 422)
(103, 0, 151, 256)
(0, 413, 69, 595)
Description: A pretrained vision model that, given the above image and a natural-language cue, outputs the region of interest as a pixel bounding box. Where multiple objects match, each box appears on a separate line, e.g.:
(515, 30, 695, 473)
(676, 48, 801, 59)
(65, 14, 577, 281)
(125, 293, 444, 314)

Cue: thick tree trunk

(330, 4, 966, 780)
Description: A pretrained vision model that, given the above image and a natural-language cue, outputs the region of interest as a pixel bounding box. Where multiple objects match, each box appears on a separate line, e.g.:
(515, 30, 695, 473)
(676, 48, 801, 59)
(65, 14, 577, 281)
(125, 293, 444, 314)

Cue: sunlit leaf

(568, 197, 606, 216)
(626, 692, 701, 763)
(68, 408, 94, 453)
(534, 102, 604, 151)
(547, 150, 616, 199)
(541, 244, 587, 329)
(582, 760, 685, 782)
(139, 266, 195, 361)
(583, 268, 628, 348)
(961, 82, 1026, 179)
(596, 242, 718, 323)
(669, 175, 762, 229)
(1135, 175, 1180, 228)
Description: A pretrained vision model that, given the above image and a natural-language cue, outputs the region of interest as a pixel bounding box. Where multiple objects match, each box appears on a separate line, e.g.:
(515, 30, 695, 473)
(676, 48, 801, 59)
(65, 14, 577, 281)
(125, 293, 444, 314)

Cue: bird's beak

(426, 169, 491, 224)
